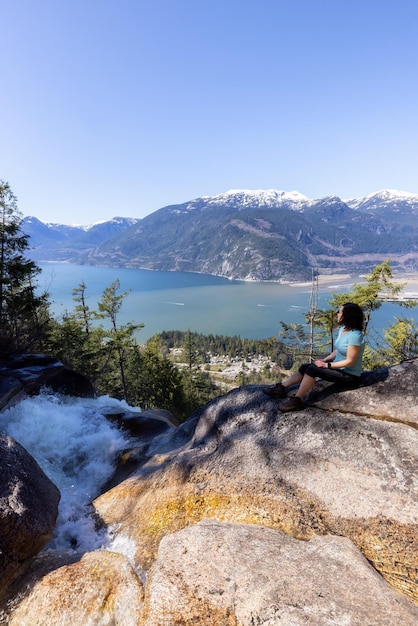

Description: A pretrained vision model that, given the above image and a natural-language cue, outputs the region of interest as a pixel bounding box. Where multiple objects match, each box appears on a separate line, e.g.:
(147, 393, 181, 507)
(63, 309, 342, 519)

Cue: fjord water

(39, 263, 417, 342)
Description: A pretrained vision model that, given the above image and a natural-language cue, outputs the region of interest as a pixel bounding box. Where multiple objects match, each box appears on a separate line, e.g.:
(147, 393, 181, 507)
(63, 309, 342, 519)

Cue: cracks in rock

(310, 404, 418, 431)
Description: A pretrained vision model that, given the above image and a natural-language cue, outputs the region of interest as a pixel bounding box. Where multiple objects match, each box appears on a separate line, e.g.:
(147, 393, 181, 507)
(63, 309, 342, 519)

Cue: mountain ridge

(23, 188, 418, 281)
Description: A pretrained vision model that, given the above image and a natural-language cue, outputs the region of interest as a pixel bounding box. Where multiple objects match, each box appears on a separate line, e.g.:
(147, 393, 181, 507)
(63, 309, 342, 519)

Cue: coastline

(38, 260, 418, 291)
(393, 273, 418, 289)
(289, 272, 418, 291)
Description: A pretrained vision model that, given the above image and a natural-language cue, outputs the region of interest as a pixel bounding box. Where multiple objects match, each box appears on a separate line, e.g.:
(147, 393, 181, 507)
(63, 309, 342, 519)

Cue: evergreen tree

(0, 181, 49, 352)
(125, 339, 187, 419)
(372, 317, 418, 367)
(72, 281, 94, 335)
(278, 321, 311, 367)
(95, 279, 144, 402)
(44, 311, 106, 385)
(179, 330, 217, 414)
(327, 260, 416, 332)
(45, 280, 144, 400)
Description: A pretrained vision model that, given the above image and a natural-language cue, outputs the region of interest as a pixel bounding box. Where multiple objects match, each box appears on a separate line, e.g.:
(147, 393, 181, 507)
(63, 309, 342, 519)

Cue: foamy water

(0, 392, 138, 552)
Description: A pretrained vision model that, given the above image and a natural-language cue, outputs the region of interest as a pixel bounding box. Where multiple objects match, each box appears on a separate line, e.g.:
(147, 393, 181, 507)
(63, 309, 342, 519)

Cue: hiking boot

(263, 383, 287, 398)
(278, 396, 304, 412)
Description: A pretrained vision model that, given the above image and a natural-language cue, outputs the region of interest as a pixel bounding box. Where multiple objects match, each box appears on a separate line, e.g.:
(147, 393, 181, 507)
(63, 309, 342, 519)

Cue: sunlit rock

(308, 359, 418, 427)
(6, 550, 143, 625)
(142, 520, 418, 626)
(94, 363, 418, 604)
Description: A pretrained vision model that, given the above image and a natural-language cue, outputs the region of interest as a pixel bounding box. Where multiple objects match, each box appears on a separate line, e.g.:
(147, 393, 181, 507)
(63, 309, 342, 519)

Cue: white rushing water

(0, 391, 138, 552)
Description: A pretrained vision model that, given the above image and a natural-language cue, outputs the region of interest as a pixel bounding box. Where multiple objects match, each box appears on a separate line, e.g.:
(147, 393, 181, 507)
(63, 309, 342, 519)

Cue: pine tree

(0, 181, 49, 353)
(95, 279, 144, 402)
(383, 317, 418, 363)
(72, 281, 94, 335)
(327, 260, 416, 332)
(125, 339, 187, 418)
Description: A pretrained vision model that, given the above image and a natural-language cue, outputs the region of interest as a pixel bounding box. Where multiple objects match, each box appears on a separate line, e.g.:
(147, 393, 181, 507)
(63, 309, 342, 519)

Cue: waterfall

(0, 391, 137, 552)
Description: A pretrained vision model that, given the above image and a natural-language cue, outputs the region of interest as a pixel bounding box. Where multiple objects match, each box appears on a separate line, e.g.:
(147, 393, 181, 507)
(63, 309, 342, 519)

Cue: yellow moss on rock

(95, 462, 418, 605)
(129, 486, 321, 572)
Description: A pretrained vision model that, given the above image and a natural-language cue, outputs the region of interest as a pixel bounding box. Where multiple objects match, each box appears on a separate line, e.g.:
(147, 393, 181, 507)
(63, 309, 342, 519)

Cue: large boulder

(309, 359, 418, 427)
(6, 550, 143, 625)
(94, 362, 418, 606)
(0, 434, 60, 601)
(142, 520, 418, 626)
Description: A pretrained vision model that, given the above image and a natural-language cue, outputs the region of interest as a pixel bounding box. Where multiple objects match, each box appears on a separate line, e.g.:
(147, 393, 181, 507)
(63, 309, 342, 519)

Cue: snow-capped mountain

(22, 215, 141, 261)
(162, 189, 313, 217)
(344, 189, 418, 212)
(199, 189, 312, 210)
(23, 189, 418, 281)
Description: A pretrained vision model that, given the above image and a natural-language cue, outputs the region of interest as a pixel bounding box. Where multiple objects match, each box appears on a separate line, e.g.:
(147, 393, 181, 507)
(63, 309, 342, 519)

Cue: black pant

(299, 363, 360, 386)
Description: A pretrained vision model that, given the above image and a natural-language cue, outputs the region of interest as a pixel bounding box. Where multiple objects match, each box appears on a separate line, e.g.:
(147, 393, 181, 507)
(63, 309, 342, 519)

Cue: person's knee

(305, 364, 318, 377)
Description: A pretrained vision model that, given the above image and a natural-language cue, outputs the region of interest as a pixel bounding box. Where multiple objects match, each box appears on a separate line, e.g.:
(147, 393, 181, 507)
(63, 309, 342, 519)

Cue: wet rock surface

(0, 435, 60, 602)
(0, 354, 95, 410)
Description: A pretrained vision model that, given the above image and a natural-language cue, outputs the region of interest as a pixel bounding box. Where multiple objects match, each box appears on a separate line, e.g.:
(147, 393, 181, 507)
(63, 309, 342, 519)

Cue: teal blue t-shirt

(334, 327, 365, 377)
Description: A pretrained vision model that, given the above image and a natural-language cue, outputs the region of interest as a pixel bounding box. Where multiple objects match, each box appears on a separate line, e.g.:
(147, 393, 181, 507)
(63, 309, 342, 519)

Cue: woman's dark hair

(339, 302, 364, 331)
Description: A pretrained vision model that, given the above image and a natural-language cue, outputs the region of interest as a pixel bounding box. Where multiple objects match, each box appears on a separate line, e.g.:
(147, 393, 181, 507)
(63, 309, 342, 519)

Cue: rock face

(0, 354, 95, 411)
(310, 359, 418, 427)
(0, 435, 60, 602)
(94, 362, 418, 611)
(6, 550, 143, 626)
(142, 520, 418, 626)
(1, 359, 418, 624)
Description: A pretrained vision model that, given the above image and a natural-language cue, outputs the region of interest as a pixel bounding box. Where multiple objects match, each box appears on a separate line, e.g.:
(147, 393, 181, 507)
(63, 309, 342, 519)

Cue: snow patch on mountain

(205, 189, 311, 207)
(344, 189, 418, 210)
(23, 216, 139, 231)
(179, 189, 314, 213)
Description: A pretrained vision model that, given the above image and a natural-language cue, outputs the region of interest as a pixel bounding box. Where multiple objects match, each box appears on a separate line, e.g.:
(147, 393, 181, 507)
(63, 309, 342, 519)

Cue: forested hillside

(23, 189, 418, 282)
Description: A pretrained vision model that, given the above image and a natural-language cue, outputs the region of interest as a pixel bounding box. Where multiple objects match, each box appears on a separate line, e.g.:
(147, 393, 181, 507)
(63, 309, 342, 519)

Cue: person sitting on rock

(264, 302, 365, 412)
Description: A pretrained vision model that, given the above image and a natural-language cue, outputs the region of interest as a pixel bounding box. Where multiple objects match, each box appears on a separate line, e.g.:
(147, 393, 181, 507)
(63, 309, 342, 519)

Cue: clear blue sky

(1, 0, 417, 224)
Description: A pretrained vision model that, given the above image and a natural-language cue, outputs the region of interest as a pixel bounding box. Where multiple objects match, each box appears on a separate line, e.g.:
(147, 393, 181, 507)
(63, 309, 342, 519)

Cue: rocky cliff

(1, 358, 417, 625)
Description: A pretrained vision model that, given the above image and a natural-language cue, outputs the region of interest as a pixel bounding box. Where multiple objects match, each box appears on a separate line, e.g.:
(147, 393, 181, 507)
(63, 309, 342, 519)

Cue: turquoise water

(39, 263, 417, 344)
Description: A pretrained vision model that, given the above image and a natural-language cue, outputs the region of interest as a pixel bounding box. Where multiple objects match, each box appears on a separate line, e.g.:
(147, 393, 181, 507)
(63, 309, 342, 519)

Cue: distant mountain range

(22, 189, 418, 281)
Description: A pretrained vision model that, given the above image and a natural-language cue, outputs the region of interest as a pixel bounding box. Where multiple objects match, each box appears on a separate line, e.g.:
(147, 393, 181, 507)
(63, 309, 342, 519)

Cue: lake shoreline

(38, 260, 418, 290)
(289, 272, 418, 291)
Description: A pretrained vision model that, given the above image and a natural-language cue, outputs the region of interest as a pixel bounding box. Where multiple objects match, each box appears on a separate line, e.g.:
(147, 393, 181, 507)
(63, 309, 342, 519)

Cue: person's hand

(314, 359, 328, 368)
